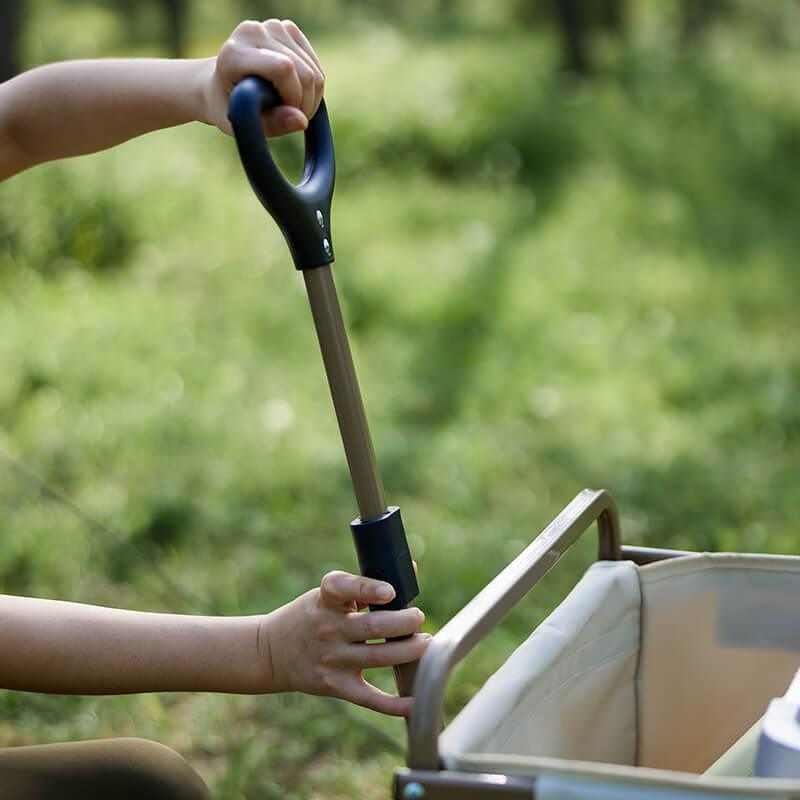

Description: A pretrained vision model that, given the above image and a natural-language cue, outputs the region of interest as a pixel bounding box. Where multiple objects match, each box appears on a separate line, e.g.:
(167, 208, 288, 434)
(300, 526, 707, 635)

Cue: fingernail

(376, 583, 395, 601)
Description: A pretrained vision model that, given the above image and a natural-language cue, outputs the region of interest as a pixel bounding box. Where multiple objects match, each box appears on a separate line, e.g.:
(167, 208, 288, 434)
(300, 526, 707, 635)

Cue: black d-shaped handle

(228, 76, 336, 270)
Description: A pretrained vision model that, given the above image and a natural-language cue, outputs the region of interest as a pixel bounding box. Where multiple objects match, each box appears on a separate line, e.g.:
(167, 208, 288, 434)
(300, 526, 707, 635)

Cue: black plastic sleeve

(350, 506, 419, 611)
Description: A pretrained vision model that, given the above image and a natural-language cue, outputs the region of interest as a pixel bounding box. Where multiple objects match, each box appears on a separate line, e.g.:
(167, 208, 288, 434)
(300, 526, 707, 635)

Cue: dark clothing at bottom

(0, 737, 209, 799)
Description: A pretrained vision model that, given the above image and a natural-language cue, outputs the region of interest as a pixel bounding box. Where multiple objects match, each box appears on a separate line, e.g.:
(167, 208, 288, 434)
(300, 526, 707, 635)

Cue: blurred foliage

(0, 165, 139, 274)
(1, 1, 800, 798)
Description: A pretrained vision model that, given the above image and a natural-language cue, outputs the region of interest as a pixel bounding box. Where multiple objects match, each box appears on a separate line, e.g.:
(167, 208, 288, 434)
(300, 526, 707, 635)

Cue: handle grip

(228, 76, 336, 270)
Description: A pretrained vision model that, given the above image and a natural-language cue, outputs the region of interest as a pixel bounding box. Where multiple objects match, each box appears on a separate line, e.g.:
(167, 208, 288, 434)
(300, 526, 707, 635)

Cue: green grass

(1, 10, 800, 799)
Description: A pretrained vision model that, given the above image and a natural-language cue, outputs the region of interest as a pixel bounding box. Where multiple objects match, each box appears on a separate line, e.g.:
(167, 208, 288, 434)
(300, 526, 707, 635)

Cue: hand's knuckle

(319, 650, 339, 668)
(315, 620, 337, 641)
(317, 667, 337, 694)
(320, 570, 340, 594)
(218, 39, 238, 62)
(296, 62, 313, 85)
(363, 615, 381, 640)
(344, 610, 360, 628)
(308, 587, 323, 608)
(274, 56, 295, 77)
(283, 19, 300, 35)
(237, 19, 263, 36)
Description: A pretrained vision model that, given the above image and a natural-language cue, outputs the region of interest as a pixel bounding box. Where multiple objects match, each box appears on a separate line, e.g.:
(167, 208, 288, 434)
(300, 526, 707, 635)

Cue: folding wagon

(396, 488, 800, 799)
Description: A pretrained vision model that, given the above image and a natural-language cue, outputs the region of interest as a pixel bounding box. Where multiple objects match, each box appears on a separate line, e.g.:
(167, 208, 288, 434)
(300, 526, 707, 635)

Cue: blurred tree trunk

(599, 0, 626, 37)
(681, 0, 730, 45)
(552, 0, 591, 77)
(0, 0, 24, 83)
(161, 0, 188, 58)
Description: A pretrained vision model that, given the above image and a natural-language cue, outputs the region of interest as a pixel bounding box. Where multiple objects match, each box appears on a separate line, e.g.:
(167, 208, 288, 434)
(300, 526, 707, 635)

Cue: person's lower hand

(258, 571, 429, 716)
(202, 18, 324, 137)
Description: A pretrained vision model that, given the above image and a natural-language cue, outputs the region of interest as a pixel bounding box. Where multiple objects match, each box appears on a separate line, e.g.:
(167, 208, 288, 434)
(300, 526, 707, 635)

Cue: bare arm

(0, 18, 326, 181)
(0, 58, 213, 179)
(0, 572, 428, 715)
(0, 594, 263, 694)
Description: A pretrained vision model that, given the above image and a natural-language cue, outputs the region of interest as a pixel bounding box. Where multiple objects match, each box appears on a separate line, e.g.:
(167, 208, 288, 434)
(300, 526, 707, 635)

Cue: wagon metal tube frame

(397, 489, 691, 799)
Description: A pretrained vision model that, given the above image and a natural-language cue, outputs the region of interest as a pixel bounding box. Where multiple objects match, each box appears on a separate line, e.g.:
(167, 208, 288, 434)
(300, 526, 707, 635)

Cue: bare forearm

(0, 594, 263, 695)
(0, 58, 214, 178)
(0, 20, 328, 182)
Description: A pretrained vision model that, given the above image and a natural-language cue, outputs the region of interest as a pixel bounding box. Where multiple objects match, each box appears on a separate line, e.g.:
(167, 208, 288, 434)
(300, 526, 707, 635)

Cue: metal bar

(407, 489, 622, 770)
(597, 496, 621, 561)
(304, 265, 386, 521)
(303, 265, 418, 700)
(395, 769, 535, 800)
(394, 662, 418, 702)
(621, 544, 693, 564)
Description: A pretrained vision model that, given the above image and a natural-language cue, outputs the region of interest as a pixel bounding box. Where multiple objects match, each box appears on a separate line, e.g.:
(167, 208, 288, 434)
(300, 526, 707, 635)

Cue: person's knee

(99, 738, 210, 800)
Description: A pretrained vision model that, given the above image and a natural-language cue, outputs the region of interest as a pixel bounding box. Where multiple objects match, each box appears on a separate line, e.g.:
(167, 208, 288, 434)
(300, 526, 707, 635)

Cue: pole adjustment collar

(351, 506, 419, 611)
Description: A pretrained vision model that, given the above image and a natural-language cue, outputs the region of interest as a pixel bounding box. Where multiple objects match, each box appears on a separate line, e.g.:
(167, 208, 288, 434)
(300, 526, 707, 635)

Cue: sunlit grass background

(1, 2, 799, 797)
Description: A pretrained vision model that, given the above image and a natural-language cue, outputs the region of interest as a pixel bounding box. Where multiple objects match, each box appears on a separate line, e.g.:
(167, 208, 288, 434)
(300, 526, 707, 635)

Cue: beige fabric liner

(440, 553, 800, 791)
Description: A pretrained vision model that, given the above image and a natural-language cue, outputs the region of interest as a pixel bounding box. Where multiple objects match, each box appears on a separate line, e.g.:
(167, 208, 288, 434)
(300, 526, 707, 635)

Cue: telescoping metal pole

(304, 265, 418, 697)
(228, 77, 420, 702)
(304, 266, 385, 519)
